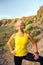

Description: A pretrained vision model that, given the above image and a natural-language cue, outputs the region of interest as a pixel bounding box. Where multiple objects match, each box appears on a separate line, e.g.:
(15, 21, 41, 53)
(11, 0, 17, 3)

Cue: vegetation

(31, 29, 40, 37)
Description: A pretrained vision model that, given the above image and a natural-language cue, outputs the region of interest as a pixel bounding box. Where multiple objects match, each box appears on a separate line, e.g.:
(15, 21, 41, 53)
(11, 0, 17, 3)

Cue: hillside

(0, 5, 43, 65)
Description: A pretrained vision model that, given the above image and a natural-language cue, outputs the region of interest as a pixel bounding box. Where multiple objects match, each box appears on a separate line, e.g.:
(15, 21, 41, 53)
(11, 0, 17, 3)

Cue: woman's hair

(16, 20, 25, 28)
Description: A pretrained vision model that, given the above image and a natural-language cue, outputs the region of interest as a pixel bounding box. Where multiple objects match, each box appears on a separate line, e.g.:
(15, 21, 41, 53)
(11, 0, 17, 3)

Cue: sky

(0, 0, 43, 20)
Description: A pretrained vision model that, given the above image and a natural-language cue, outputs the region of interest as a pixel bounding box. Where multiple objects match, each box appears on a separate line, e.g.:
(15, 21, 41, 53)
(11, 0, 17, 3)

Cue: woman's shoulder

(11, 33, 16, 38)
(26, 32, 32, 38)
(12, 32, 18, 37)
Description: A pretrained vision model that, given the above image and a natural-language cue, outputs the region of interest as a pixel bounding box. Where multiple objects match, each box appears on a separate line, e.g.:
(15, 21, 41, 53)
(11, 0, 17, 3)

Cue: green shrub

(25, 21, 32, 25)
(0, 42, 5, 47)
(31, 29, 40, 36)
(24, 23, 33, 32)
(28, 20, 32, 24)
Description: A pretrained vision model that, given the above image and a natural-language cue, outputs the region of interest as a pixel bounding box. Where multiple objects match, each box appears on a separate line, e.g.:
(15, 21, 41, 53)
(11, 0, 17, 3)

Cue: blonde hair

(16, 20, 25, 28)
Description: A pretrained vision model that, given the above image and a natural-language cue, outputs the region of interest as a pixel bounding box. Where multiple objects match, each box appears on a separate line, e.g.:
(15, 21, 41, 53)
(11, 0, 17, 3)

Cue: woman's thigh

(24, 53, 43, 62)
(24, 53, 35, 61)
(14, 56, 24, 65)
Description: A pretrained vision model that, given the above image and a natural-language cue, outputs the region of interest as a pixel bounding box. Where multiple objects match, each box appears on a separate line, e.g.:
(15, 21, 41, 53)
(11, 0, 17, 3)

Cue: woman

(7, 20, 43, 65)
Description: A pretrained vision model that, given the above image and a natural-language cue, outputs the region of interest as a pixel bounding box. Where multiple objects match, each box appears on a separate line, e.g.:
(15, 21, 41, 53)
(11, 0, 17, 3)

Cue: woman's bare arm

(27, 33, 38, 52)
(7, 34, 15, 52)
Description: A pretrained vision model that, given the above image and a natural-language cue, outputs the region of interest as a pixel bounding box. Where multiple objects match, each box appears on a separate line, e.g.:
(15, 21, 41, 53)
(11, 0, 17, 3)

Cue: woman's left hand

(33, 53, 39, 60)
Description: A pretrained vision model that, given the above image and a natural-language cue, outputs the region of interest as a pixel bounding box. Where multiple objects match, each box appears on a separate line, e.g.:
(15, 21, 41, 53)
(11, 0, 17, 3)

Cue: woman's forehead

(17, 20, 25, 26)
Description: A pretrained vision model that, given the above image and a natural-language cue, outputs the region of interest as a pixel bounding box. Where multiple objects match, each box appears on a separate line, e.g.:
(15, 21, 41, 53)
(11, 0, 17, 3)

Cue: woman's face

(17, 23, 24, 31)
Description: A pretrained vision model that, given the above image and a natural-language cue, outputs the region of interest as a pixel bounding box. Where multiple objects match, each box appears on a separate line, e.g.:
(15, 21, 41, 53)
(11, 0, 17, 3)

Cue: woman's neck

(18, 30, 24, 36)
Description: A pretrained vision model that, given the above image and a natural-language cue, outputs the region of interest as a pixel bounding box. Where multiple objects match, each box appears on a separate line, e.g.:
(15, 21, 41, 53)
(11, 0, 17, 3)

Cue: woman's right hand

(11, 50, 16, 55)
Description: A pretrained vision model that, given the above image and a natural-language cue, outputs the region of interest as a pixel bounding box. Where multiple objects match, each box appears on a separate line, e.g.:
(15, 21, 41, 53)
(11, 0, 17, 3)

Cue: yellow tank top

(15, 33, 29, 57)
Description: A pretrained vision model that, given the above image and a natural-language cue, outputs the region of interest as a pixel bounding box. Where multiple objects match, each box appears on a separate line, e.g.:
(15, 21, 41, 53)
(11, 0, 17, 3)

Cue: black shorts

(14, 53, 43, 65)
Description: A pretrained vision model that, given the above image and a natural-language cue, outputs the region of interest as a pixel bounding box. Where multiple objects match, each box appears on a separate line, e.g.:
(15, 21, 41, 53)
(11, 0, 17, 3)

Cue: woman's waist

(15, 48, 28, 56)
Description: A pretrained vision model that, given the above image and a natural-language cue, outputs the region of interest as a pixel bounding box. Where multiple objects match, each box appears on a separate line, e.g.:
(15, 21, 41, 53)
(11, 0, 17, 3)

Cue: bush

(31, 29, 40, 36)
(25, 20, 32, 25)
(0, 42, 5, 47)
(24, 23, 33, 32)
